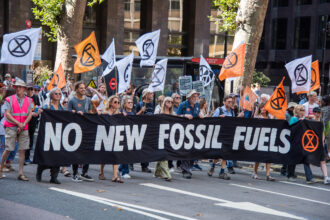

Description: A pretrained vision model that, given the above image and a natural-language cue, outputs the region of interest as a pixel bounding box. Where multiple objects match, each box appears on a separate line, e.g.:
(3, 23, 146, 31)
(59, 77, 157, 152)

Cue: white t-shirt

(303, 102, 319, 117)
(92, 94, 107, 111)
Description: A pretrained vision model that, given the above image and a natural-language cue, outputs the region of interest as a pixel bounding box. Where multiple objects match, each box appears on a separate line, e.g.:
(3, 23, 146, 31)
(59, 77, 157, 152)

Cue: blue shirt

(176, 100, 200, 118)
(212, 106, 235, 117)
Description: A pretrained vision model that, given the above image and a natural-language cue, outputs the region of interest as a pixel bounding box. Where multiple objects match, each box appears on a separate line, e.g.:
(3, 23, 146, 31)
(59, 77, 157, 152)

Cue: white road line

(140, 183, 230, 203)
(49, 187, 196, 220)
(141, 183, 306, 220)
(230, 183, 330, 206)
(280, 181, 330, 192)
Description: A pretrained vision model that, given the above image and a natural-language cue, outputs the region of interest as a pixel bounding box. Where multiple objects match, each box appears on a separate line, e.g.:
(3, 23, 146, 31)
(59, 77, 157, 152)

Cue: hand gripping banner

(33, 110, 323, 166)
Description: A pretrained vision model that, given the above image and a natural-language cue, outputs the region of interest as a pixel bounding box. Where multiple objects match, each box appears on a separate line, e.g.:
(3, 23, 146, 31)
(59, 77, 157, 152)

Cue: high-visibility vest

(4, 95, 31, 130)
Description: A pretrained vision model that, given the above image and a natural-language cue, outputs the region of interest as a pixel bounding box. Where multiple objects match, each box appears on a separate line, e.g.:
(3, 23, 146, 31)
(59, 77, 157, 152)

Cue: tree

(31, 0, 104, 76)
(211, 0, 269, 94)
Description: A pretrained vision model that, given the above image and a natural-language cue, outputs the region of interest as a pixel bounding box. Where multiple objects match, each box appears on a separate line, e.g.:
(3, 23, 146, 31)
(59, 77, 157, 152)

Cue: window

(294, 17, 311, 49)
(320, 0, 330, 3)
(273, 0, 289, 7)
(297, 0, 312, 5)
(318, 15, 330, 49)
(124, 0, 141, 55)
(272, 18, 287, 49)
(259, 28, 265, 50)
(124, 0, 130, 11)
(169, 0, 180, 10)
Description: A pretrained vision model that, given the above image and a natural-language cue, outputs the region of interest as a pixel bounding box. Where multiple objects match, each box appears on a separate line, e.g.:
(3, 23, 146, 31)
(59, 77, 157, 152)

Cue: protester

(136, 88, 154, 173)
(67, 81, 94, 182)
(0, 79, 33, 181)
(252, 103, 275, 181)
(25, 83, 41, 165)
(321, 95, 330, 161)
(91, 83, 107, 112)
(118, 96, 135, 179)
(303, 91, 319, 119)
(99, 95, 123, 183)
(287, 104, 315, 183)
(176, 90, 204, 179)
(36, 88, 64, 184)
(199, 98, 209, 117)
(171, 93, 181, 114)
(285, 102, 297, 123)
(208, 95, 235, 180)
(61, 97, 69, 110)
(154, 97, 173, 181)
(3, 73, 12, 88)
(154, 95, 165, 114)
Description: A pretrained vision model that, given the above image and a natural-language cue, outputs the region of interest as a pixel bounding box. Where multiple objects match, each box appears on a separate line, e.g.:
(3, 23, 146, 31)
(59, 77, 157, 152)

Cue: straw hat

(13, 79, 27, 87)
(186, 89, 199, 98)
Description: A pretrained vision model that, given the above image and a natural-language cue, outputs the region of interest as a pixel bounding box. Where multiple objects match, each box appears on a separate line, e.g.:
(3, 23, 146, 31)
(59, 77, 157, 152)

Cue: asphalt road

(0, 162, 329, 220)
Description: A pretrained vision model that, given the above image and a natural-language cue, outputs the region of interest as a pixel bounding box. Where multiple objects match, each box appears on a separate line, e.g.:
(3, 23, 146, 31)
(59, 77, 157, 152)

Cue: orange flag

(240, 86, 258, 111)
(74, 31, 101, 73)
(48, 63, 66, 91)
(218, 43, 246, 81)
(296, 60, 320, 94)
(265, 77, 287, 120)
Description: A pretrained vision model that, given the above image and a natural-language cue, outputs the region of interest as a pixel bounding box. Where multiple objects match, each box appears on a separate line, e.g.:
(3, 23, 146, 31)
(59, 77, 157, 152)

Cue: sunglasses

(34, 89, 40, 91)
(54, 93, 61, 95)
(175, 97, 180, 99)
(113, 101, 119, 104)
(126, 101, 133, 104)
(27, 88, 33, 90)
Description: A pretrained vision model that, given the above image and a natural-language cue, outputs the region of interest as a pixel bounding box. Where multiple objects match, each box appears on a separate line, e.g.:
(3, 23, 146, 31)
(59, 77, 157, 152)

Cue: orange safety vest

(4, 95, 31, 130)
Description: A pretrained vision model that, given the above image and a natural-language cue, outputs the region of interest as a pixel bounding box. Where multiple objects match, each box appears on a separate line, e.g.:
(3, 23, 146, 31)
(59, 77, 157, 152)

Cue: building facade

(1, 0, 329, 93)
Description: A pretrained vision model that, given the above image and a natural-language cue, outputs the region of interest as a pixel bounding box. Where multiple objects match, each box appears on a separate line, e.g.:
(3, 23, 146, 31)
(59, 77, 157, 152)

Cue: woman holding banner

(99, 95, 123, 183)
(252, 103, 275, 181)
(153, 97, 173, 181)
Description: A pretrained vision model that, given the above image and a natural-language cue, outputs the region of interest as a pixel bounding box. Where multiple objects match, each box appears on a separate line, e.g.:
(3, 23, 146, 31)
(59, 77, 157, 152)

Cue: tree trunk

(54, 0, 87, 77)
(225, 0, 268, 94)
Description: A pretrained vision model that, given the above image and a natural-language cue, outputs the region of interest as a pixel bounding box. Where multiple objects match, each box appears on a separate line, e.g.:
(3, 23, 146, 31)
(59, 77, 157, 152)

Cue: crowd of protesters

(0, 73, 329, 186)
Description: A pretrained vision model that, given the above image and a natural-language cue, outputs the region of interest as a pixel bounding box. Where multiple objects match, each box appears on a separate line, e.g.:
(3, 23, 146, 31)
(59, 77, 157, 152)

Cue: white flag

(101, 38, 116, 77)
(148, 59, 168, 92)
(135, 29, 160, 67)
(199, 55, 215, 87)
(0, 28, 41, 65)
(117, 50, 134, 94)
(285, 55, 312, 93)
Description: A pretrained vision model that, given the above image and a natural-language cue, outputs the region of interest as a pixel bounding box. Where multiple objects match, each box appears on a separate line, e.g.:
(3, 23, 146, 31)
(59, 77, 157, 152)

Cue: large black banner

(33, 110, 323, 166)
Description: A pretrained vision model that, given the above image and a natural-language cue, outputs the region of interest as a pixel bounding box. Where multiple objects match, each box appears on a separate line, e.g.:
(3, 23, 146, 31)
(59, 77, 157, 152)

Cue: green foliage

(31, 0, 64, 42)
(33, 64, 53, 86)
(252, 70, 271, 87)
(210, 0, 239, 33)
(31, 0, 104, 42)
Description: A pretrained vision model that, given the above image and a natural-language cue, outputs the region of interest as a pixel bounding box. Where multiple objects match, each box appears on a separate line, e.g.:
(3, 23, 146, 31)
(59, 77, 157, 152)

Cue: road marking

(140, 183, 230, 203)
(49, 187, 196, 220)
(141, 183, 305, 220)
(280, 181, 330, 192)
(215, 202, 306, 220)
(230, 183, 330, 206)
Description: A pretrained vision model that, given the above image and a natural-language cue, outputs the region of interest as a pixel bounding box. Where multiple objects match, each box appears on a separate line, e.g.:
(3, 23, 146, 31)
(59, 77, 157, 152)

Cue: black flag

(104, 67, 118, 96)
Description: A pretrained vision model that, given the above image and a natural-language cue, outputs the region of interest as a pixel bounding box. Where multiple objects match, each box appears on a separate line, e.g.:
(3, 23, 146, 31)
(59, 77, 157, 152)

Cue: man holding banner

(176, 90, 204, 179)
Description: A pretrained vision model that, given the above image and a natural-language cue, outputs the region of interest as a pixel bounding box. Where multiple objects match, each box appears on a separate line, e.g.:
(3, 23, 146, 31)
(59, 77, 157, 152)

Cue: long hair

(160, 97, 174, 115)
(105, 95, 120, 114)
(255, 102, 268, 117)
(122, 95, 133, 111)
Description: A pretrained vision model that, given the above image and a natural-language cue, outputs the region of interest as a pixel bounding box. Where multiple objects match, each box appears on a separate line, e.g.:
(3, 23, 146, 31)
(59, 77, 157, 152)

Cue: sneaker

(227, 167, 235, 174)
(182, 172, 192, 179)
(287, 177, 297, 182)
(208, 167, 214, 177)
(324, 176, 330, 185)
(72, 175, 83, 182)
(24, 159, 32, 165)
(306, 178, 317, 184)
(251, 173, 260, 180)
(122, 174, 131, 179)
(219, 173, 230, 180)
(169, 168, 175, 173)
(80, 174, 94, 182)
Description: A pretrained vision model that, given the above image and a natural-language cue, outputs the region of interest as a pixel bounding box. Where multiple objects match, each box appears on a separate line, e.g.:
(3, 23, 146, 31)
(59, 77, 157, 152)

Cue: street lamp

(321, 15, 330, 96)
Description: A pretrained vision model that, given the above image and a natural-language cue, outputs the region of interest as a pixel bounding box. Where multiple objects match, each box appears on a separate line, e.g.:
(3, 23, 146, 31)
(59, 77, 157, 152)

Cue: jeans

(303, 163, 313, 181)
(119, 164, 129, 175)
(226, 160, 234, 168)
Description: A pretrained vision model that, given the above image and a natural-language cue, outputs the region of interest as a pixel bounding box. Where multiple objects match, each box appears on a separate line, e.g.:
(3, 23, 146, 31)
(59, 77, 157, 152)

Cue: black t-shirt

(29, 94, 41, 126)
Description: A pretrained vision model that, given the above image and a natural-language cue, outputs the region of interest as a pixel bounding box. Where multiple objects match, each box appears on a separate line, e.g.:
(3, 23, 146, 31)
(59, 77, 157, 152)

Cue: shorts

(5, 128, 29, 151)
